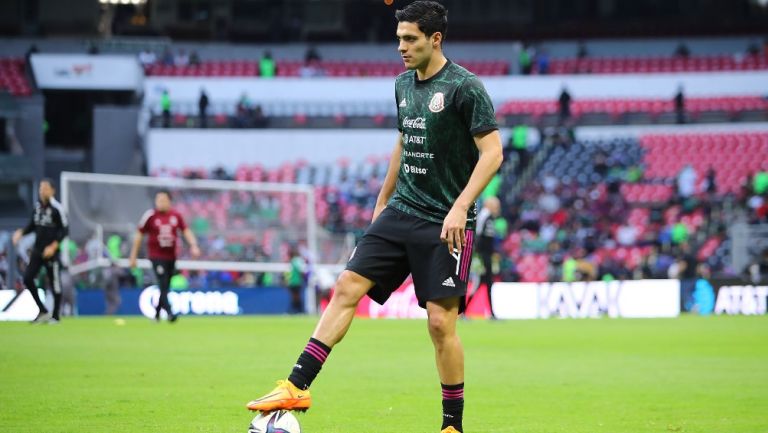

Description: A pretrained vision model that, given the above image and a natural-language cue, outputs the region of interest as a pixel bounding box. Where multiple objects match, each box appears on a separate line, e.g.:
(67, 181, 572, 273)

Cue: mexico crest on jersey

(429, 92, 445, 113)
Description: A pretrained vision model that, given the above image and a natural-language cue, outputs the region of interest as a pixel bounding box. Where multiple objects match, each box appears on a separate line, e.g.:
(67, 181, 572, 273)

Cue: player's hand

(128, 256, 137, 269)
(190, 244, 201, 259)
(42, 244, 57, 258)
(11, 229, 22, 246)
(440, 206, 467, 254)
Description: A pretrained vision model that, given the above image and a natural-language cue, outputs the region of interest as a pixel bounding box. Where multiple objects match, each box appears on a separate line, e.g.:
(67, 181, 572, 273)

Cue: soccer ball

(248, 410, 301, 433)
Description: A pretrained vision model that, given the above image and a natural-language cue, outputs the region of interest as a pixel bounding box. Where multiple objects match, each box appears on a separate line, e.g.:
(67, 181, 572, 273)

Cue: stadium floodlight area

(61, 172, 351, 313)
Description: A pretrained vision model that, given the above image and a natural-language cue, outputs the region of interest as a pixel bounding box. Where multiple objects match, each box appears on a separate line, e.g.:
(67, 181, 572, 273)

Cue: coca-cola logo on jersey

(403, 116, 426, 130)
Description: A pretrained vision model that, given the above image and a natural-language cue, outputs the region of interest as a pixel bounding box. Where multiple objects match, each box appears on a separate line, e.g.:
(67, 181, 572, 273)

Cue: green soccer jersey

(389, 60, 498, 229)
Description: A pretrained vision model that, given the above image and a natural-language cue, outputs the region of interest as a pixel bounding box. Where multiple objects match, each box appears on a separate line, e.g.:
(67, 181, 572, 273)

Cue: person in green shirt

(160, 89, 171, 128)
(259, 51, 277, 78)
(754, 170, 768, 195)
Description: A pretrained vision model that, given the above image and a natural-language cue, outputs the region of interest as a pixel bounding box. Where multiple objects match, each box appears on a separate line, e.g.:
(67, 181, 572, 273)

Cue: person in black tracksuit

(12, 179, 68, 323)
(468, 196, 501, 319)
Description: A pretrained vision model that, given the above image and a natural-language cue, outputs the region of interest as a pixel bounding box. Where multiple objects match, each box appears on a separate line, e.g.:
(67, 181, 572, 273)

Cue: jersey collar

(414, 59, 452, 85)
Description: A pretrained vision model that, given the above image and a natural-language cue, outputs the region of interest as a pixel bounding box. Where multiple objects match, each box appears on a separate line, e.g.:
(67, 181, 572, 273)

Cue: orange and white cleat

(246, 380, 312, 413)
(441, 427, 462, 433)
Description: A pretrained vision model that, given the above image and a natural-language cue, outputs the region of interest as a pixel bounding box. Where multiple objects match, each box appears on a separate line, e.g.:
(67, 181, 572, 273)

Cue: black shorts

(346, 207, 474, 313)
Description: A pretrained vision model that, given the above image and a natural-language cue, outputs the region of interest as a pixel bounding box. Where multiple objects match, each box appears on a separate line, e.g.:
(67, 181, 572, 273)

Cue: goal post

(61, 171, 350, 314)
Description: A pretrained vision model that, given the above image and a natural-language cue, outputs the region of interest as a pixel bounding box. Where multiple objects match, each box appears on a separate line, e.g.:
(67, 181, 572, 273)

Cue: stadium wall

(144, 71, 768, 115)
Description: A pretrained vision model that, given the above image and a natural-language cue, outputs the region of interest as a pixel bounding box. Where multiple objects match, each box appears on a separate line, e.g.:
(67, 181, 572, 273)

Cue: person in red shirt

(128, 190, 200, 321)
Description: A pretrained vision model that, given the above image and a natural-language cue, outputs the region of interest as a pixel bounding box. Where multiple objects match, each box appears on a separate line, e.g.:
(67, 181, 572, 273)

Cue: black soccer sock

(52, 293, 62, 320)
(287, 338, 332, 390)
(441, 383, 464, 432)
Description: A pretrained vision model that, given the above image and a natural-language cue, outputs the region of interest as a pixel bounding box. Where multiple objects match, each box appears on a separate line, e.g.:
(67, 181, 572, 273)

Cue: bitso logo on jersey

(429, 92, 445, 112)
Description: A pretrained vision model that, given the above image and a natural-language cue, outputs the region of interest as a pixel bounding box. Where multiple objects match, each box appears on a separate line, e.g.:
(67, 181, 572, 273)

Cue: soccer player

(128, 190, 200, 322)
(246, 2, 502, 432)
(12, 178, 68, 324)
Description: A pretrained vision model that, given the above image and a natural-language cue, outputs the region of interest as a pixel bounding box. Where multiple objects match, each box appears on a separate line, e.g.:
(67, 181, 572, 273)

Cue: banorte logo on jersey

(403, 116, 426, 130)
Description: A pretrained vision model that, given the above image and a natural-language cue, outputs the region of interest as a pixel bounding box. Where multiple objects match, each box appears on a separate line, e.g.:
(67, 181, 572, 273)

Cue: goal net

(61, 172, 352, 313)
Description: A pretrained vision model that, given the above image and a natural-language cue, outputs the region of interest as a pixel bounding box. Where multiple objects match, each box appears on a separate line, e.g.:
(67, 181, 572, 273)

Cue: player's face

(155, 193, 171, 212)
(397, 22, 437, 70)
(39, 181, 54, 202)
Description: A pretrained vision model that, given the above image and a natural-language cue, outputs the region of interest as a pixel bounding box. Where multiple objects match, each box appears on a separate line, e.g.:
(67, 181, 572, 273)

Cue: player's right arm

(12, 211, 35, 246)
(372, 133, 403, 223)
(128, 230, 143, 269)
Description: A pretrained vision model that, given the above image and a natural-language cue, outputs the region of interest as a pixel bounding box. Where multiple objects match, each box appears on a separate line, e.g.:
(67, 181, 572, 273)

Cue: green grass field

(0, 315, 766, 433)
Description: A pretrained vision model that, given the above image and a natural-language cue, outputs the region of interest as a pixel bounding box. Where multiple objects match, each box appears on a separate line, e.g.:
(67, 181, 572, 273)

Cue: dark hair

(156, 189, 172, 200)
(395, 1, 447, 41)
(39, 177, 55, 189)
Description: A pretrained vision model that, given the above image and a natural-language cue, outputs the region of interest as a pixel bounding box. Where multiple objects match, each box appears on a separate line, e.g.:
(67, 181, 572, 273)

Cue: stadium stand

(0, 58, 32, 97)
(537, 54, 768, 75)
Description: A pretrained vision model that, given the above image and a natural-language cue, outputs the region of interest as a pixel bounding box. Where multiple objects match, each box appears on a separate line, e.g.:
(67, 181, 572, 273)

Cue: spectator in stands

(198, 88, 209, 128)
(260, 51, 277, 78)
(691, 265, 715, 315)
(676, 164, 697, 200)
(139, 49, 156, 67)
(747, 40, 761, 57)
(536, 49, 550, 75)
(160, 89, 171, 128)
(577, 41, 589, 59)
(508, 125, 529, 175)
(161, 47, 174, 66)
(252, 105, 269, 128)
(174, 49, 190, 67)
(519, 44, 533, 75)
(558, 87, 572, 124)
(674, 85, 686, 124)
(675, 242, 698, 311)
(754, 168, 768, 196)
(747, 248, 768, 284)
(305, 46, 322, 63)
(286, 247, 307, 314)
(674, 42, 690, 58)
(87, 42, 99, 55)
(300, 59, 325, 78)
(616, 222, 638, 246)
(235, 93, 252, 128)
(189, 50, 201, 66)
(599, 257, 630, 281)
(756, 194, 768, 223)
(700, 167, 717, 199)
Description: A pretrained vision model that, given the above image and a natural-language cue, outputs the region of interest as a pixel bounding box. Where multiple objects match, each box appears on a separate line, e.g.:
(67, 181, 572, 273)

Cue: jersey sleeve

(456, 76, 498, 136)
(138, 210, 154, 233)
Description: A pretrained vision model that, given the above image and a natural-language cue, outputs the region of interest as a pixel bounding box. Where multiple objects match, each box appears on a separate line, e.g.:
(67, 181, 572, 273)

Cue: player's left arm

(441, 130, 503, 254)
(177, 213, 200, 258)
(182, 228, 201, 259)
